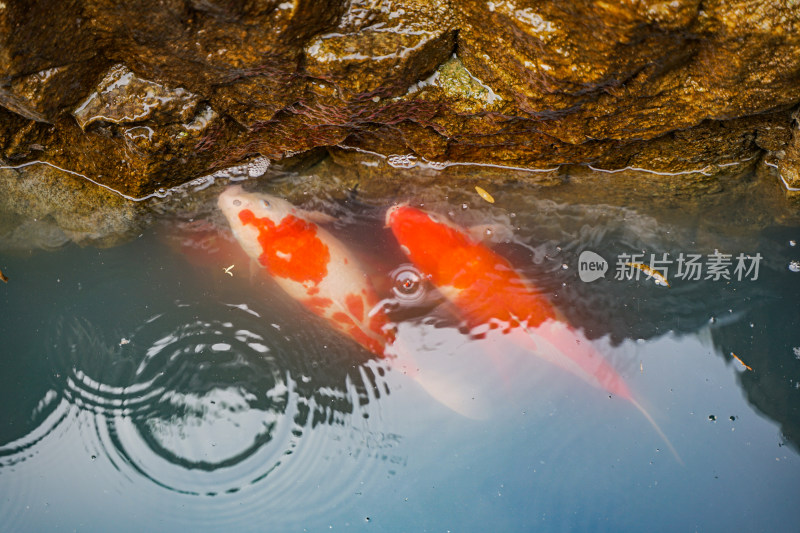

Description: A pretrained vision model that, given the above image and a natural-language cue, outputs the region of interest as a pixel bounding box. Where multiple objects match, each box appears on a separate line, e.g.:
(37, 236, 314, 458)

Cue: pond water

(1, 164, 800, 532)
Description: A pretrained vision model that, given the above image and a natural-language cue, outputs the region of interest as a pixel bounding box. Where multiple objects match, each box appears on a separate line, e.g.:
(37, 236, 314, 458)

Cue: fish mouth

(217, 184, 246, 209)
(384, 203, 408, 227)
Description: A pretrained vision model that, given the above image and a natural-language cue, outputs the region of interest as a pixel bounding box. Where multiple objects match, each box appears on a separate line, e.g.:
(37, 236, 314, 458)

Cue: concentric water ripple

(1, 296, 403, 528)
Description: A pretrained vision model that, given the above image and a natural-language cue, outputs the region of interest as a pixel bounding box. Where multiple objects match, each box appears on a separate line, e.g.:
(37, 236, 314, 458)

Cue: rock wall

(1, 0, 799, 198)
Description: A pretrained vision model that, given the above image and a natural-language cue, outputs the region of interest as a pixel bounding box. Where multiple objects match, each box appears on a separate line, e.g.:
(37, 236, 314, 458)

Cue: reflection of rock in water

(711, 303, 800, 452)
(0, 163, 143, 248)
(708, 228, 800, 452)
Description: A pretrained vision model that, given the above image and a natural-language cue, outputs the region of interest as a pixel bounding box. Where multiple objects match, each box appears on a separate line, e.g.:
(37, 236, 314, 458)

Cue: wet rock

(0, 0, 799, 201)
(777, 110, 800, 200)
(72, 64, 202, 130)
(304, 0, 455, 97)
(456, 1, 800, 142)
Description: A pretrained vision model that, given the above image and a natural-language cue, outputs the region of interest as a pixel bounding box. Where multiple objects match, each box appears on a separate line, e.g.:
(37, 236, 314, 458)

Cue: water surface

(1, 166, 799, 532)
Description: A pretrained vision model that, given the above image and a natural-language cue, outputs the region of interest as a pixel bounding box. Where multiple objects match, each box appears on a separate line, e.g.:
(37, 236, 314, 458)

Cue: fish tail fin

(629, 397, 683, 465)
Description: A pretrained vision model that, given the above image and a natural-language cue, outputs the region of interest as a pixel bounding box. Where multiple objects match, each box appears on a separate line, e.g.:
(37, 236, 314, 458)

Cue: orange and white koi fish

(218, 186, 393, 356)
(386, 205, 681, 462)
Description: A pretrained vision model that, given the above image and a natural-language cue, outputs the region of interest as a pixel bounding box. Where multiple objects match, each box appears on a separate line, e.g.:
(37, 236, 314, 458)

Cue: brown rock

(0, 0, 799, 201)
(304, 0, 455, 97)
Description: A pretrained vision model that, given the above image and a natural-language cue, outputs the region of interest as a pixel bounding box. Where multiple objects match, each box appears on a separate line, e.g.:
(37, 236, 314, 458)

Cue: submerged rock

(0, 163, 142, 248)
(0, 0, 799, 200)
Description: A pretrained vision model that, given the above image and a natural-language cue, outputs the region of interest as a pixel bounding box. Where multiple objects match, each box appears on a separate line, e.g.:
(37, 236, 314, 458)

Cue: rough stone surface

(1, 0, 800, 199)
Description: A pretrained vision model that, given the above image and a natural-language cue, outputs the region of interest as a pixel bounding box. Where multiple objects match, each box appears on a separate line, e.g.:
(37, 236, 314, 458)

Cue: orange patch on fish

(333, 312, 354, 325)
(387, 206, 557, 328)
(346, 293, 365, 322)
(239, 209, 330, 285)
(303, 296, 334, 314)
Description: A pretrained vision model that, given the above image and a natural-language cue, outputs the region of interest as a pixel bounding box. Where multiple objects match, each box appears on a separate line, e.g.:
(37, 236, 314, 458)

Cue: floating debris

(0, 269, 7, 283)
(731, 352, 753, 371)
(788, 260, 800, 273)
(119, 338, 130, 346)
(625, 262, 670, 287)
(474, 185, 495, 203)
(224, 264, 235, 276)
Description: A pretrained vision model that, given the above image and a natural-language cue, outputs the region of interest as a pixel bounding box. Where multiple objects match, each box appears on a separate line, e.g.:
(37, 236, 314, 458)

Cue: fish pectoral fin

(467, 223, 515, 244)
(297, 208, 337, 225)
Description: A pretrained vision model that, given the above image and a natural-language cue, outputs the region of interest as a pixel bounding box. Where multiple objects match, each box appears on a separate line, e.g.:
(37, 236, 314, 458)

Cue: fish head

(385, 205, 476, 284)
(217, 185, 297, 260)
(218, 185, 295, 222)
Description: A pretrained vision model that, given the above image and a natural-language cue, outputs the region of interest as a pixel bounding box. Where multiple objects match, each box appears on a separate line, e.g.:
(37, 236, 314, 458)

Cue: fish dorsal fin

(295, 208, 336, 225)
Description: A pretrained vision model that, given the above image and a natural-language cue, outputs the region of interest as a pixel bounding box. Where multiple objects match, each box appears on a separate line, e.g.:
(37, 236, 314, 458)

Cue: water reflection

(1, 174, 799, 531)
(707, 227, 800, 451)
(0, 232, 409, 529)
(1, 304, 399, 489)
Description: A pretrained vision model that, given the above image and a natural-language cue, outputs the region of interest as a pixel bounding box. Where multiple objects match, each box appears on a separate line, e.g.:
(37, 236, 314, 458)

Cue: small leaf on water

(475, 185, 495, 203)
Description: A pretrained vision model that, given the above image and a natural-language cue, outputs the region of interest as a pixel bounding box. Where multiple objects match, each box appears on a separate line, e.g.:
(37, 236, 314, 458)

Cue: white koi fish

(217, 185, 393, 356)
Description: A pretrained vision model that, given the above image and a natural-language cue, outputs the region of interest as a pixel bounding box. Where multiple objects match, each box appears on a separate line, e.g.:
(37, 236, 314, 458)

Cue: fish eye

(233, 199, 241, 206)
(261, 199, 271, 208)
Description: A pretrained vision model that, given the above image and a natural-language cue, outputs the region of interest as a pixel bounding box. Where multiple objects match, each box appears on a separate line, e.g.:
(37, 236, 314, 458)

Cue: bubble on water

(788, 260, 800, 273)
(247, 157, 271, 178)
(387, 154, 418, 169)
(790, 240, 797, 247)
(561, 264, 569, 270)
(390, 265, 425, 303)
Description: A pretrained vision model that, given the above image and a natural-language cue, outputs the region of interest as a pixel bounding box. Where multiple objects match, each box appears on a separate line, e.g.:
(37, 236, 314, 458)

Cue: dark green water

(1, 171, 800, 532)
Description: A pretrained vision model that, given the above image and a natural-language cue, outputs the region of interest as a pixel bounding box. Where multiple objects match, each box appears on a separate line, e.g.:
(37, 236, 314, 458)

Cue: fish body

(385, 206, 558, 329)
(386, 206, 559, 327)
(218, 186, 392, 356)
(384, 205, 624, 391)
(386, 205, 681, 460)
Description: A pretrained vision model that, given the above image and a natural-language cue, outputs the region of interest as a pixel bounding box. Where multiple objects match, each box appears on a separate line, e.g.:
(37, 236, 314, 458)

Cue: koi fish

(386, 205, 681, 462)
(218, 185, 393, 356)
